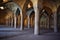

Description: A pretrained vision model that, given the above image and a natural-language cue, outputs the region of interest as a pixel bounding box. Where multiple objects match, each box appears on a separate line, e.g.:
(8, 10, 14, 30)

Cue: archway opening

(30, 11, 35, 28)
(23, 0, 34, 28)
(39, 6, 53, 33)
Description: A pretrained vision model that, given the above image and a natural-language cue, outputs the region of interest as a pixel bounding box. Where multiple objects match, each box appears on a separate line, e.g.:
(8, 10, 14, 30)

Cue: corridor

(0, 0, 60, 40)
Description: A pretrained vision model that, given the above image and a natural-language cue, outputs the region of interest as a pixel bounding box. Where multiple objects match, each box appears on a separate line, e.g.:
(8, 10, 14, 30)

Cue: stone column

(47, 17, 50, 32)
(9, 17, 11, 27)
(9, 17, 12, 27)
(33, 3, 40, 35)
(14, 14, 16, 28)
(20, 11, 24, 30)
(11, 18, 13, 27)
(31, 17, 32, 28)
(7, 19, 9, 26)
(6, 19, 7, 26)
(54, 11, 57, 32)
(28, 15, 30, 29)
(49, 16, 51, 30)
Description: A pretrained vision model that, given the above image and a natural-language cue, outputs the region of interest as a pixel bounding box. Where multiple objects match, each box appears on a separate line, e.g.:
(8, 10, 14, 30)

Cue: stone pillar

(6, 19, 8, 26)
(46, 17, 48, 29)
(11, 18, 13, 27)
(28, 15, 30, 29)
(31, 17, 32, 28)
(54, 11, 57, 32)
(49, 16, 51, 30)
(14, 14, 16, 28)
(8, 19, 9, 26)
(9, 17, 10, 27)
(47, 17, 50, 32)
(33, 3, 40, 35)
(20, 11, 24, 30)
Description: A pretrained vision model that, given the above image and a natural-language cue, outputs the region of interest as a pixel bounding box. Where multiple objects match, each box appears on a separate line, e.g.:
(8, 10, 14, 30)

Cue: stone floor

(0, 27, 60, 40)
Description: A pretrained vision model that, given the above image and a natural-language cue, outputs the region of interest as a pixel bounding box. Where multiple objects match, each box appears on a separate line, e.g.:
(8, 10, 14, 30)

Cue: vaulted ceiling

(0, 0, 60, 20)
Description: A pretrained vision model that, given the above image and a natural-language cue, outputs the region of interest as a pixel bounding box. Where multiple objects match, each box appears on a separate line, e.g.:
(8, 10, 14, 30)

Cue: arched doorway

(40, 13, 48, 29)
(23, 0, 34, 28)
(4, 1, 22, 28)
(40, 9, 49, 32)
(30, 11, 35, 28)
(39, 6, 53, 33)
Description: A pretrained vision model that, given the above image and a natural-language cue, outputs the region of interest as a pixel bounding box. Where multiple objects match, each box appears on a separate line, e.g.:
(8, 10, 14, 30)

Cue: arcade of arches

(0, 0, 60, 35)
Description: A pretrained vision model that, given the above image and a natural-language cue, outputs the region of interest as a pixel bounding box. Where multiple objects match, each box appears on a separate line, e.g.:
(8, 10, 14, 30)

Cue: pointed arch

(5, 2, 22, 15)
(39, 6, 53, 31)
(57, 5, 60, 14)
(40, 6, 53, 16)
(22, 0, 33, 16)
(22, 0, 34, 27)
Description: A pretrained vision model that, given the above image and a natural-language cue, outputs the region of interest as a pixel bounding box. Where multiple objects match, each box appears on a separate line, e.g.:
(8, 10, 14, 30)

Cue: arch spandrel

(13, 0, 26, 9)
(22, 0, 33, 17)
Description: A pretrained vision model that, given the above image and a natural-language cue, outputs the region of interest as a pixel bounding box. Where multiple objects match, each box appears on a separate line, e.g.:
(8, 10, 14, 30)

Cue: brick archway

(22, 0, 34, 28)
(39, 6, 53, 32)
